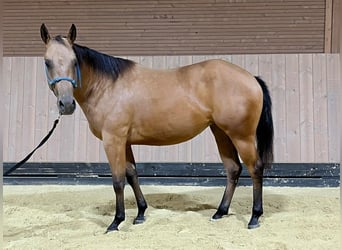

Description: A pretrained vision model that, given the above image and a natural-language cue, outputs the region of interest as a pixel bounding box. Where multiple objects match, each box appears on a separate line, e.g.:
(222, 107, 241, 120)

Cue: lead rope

(4, 115, 61, 176)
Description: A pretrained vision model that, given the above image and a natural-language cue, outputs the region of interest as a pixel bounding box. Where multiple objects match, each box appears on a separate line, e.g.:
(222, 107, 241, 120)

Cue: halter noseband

(45, 63, 82, 89)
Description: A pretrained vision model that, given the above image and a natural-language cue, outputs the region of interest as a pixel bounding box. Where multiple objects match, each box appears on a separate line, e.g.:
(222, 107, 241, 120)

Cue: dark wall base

(3, 162, 340, 187)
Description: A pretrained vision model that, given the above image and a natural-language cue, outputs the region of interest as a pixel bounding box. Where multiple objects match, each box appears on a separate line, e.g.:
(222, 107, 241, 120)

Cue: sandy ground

(3, 185, 340, 250)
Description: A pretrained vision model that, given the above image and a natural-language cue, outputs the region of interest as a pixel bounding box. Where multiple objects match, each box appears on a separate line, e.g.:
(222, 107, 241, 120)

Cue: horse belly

(129, 115, 210, 146)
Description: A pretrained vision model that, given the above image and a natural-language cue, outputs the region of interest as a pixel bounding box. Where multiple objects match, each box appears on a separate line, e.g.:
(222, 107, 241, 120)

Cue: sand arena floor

(3, 185, 340, 250)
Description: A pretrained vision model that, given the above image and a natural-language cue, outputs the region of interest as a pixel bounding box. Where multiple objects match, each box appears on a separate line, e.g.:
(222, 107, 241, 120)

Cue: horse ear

(68, 24, 77, 44)
(40, 23, 50, 44)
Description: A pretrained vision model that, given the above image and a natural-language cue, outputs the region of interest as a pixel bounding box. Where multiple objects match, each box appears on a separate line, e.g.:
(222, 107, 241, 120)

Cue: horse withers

(40, 23, 274, 232)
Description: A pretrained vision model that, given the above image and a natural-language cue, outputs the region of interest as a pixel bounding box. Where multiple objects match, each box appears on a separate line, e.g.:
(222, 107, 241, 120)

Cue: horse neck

(73, 62, 115, 125)
(73, 63, 98, 105)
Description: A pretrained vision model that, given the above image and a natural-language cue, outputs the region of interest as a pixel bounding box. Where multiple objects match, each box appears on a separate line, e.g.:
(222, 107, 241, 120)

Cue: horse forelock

(53, 35, 68, 46)
(72, 44, 135, 82)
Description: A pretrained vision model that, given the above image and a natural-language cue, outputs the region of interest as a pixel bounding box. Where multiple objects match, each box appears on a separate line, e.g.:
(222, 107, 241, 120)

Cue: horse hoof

(105, 224, 119, 233)
(105, 228, 118, 234)
(133, 216, 145, 225)
(248, 214, 262, 229)
(247, 222, 260, 229)
(212, 215, 221, 220)
(211, 211, 226, 220)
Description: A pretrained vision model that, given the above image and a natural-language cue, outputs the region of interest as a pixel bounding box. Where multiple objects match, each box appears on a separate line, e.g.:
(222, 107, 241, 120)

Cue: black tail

(255, 76, 274, 168)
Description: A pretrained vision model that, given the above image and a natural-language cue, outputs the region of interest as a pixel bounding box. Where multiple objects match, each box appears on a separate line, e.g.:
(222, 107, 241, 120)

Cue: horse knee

(247, 159, 263, 179)
(254, 159, 264, 176)
(232, 139, 263, 178)
(112, 177, 125, 192)
(226, 160, 242, 181)
(126, 164, 138, 186)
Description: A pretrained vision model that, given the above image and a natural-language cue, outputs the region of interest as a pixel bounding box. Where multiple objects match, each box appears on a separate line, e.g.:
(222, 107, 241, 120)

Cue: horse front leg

(103, 135, 127, 232)
(126, 145, 148, 224)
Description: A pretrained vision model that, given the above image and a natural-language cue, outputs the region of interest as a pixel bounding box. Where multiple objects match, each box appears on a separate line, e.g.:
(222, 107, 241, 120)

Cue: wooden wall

(3, 54, 340, 164)
(328, 0, 341, 53)
(4, 0, 328, 56)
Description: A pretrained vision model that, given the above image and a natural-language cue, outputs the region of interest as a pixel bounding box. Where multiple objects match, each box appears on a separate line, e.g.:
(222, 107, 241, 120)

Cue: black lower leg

(248, 164, 264, 229)
(212, 162, 242, 220)
(248, 185, 263, 229)
(212, 186, 230, 220)
(106, 180, 126, 233)
(126, 165, 148, 224)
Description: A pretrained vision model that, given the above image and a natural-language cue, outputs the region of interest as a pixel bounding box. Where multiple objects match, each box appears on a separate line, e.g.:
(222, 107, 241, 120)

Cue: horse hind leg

(210, 125, 242, 220)
(126, 146, 148, 225)
(232, 136, 264, 229)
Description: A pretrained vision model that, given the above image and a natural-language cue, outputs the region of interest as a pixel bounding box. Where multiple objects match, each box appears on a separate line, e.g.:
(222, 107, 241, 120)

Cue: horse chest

(78, 105, 105, 140)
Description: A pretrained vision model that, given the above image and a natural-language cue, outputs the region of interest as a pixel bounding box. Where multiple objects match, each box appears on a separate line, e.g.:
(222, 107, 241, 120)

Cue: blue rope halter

(45, 63, 82, 89)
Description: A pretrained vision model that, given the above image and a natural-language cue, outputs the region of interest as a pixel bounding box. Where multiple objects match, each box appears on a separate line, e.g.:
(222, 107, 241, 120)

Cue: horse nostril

(58, 98, 75, 115)
(59, 100, 65, 109)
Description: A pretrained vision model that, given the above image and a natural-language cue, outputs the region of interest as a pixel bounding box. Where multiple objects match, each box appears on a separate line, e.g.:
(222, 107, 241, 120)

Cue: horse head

(40, 23, 81, 115)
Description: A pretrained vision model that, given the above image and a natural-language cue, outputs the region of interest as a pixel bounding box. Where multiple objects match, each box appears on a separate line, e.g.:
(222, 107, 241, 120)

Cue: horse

(40, 23, 274, 232)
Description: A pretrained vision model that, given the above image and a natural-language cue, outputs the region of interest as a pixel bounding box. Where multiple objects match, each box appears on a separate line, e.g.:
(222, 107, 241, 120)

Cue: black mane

(72, 43, 135, 80)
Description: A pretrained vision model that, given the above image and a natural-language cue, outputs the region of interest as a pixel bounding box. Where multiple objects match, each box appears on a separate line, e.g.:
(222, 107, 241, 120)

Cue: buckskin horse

(40, 23, 273, 232)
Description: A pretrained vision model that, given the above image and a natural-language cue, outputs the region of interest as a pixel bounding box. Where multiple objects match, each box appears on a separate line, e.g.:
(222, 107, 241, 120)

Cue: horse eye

(45, 60, 52, 68)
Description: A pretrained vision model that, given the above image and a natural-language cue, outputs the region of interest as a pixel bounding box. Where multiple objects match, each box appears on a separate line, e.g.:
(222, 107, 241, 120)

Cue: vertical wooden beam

(33, 57, 48, 161)
(22, 58, 37, 160)
(11, 58, 25, 161)
(313, 54, 329, 162)
(3, 57, 12, 162)
(340, 0, 342, 173)
(326, 54, 340, 162)
(245, 55, 259, 76)
(331, 0, 341, 52)
(325, 0, 333, 53)
(0, 0, 3, 172)
(285, 55, 301, 162)
(299, 54, 314, 162)
(271, 54, 286, 162)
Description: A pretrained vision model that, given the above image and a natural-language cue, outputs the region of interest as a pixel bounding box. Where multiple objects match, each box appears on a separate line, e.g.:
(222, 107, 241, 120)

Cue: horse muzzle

(57, 95, 76, 115)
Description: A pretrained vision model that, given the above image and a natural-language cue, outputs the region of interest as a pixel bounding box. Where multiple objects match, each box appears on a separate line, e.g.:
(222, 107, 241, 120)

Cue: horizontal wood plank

(3, 163, 340, 187)
(3, 0, 325, 55)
